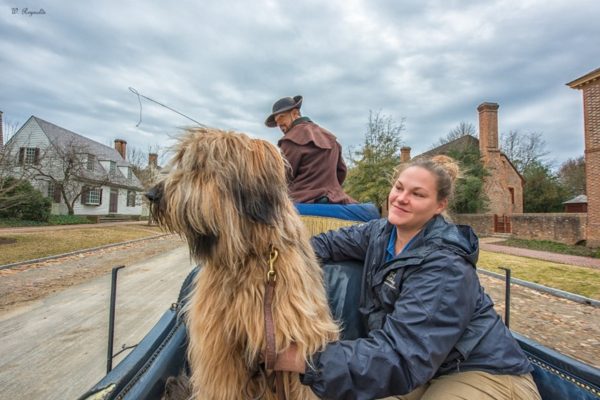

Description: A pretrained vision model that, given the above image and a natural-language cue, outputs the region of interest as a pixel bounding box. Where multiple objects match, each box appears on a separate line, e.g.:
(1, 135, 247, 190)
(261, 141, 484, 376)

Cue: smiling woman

(274, 154, 542, 400)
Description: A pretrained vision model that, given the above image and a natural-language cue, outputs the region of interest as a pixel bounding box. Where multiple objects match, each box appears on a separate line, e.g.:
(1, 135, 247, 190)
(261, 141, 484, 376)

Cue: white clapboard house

(4, 116, 144, 216)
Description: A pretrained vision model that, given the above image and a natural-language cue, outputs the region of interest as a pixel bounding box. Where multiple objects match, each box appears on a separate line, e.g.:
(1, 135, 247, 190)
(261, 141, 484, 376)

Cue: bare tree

(431, 121, 477, 148)
(558, 156, 585, 197)
(2, 118, 21, 143)
(23, 139, 110, 215)
(126, 144, 166, 189)
(500, 130, 550, 173)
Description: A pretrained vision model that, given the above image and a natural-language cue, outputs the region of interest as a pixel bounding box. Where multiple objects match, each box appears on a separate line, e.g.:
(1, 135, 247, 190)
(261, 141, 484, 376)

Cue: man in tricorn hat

(265, 95, 356, 204)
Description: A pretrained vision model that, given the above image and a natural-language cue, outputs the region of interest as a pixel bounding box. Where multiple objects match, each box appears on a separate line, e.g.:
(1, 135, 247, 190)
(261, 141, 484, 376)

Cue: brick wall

(453, 213, 587, 245)
(511, 213, 587, 244)
(452, 213, 495, 237)
(482, 155, 523, 215)
(583, 80, 600, 247)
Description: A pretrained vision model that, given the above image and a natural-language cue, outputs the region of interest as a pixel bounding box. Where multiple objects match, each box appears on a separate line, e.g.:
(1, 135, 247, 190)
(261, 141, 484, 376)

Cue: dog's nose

(145, 184, 163, 203)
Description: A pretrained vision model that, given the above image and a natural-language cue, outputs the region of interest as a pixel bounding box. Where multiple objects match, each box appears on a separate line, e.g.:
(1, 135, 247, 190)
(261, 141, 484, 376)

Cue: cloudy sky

(1, 0, 598, 169)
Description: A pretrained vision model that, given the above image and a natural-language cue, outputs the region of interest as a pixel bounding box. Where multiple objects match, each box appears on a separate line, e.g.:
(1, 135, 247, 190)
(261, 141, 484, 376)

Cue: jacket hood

(403, 214, 479, 267)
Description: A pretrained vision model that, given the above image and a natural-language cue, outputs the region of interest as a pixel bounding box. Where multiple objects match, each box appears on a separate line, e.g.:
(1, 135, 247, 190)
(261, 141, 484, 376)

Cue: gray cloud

(1, 0, 598, 168)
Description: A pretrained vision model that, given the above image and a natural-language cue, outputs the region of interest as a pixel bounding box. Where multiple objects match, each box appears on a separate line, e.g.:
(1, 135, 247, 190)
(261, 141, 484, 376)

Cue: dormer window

(127, 167, 132, 179)
(109, 161, 116, 174)
(87, 154, 95, 171)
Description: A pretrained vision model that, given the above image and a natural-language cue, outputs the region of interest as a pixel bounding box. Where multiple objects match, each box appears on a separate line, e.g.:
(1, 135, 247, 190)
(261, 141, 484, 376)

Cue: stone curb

(478, 268, 600, 308)
(0, 233, 173, 271)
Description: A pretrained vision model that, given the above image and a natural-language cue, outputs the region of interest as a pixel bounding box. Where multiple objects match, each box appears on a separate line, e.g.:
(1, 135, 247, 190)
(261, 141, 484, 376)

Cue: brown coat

(278, 119, 356, 204)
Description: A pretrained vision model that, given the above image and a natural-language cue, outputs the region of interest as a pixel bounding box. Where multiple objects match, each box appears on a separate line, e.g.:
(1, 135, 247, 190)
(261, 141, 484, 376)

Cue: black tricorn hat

(265, 95, 303, 127)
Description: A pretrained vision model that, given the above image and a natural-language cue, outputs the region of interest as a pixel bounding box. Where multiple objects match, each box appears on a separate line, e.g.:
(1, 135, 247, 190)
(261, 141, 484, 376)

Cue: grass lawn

(2, 224, 598, 300)
(496, 238, 600, 259)
(0, 225, 165, 265)
(479, 250, 600, 300)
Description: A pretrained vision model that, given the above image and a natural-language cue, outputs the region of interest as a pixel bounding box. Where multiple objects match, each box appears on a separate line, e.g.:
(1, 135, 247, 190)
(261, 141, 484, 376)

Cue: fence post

(107, 265, 125, 373)
(499, 267, 511, 328)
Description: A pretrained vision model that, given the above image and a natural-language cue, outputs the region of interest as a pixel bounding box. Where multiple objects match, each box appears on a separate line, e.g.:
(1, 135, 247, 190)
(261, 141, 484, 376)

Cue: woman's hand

(274, 344, 306, 373)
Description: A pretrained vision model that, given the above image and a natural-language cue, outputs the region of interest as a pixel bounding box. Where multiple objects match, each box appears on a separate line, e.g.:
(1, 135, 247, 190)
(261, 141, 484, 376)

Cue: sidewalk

(479, 237, 600, 269)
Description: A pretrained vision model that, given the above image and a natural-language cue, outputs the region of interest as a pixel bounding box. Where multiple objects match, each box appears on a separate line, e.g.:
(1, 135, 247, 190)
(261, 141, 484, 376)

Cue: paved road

(0, 246, 193, 400)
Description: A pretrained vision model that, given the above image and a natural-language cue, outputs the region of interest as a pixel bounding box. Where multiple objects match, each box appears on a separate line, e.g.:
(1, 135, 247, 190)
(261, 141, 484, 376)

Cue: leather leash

(264, 248, 286, 400)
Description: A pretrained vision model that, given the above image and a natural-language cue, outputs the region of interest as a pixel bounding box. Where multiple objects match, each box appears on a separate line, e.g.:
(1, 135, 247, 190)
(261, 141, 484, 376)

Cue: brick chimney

(400, 146, 411, 163)
(568, 67, 600, 247)
(114, 139, 127, 160)
(477, 102, 500, 160)
(0, 111, 4, 150)
(148, 152, 158, 169)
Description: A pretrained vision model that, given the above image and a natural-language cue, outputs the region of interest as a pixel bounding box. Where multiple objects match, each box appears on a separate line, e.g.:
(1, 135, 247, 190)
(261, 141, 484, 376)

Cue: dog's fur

(150, 128, 339, 399)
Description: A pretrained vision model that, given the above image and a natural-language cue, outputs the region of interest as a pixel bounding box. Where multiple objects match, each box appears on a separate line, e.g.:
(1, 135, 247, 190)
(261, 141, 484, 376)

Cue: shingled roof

(32, 116, 143, 190)
(415, 135, 480, 160)
(563, 194, 587, 204)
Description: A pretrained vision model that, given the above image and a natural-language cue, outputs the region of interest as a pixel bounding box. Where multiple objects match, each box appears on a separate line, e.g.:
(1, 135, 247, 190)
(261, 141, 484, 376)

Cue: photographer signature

(12, 8, 46, 16)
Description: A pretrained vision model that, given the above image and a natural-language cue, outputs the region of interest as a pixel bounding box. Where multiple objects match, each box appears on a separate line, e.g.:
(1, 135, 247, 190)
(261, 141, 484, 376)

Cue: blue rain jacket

(304, 215, 532, 400)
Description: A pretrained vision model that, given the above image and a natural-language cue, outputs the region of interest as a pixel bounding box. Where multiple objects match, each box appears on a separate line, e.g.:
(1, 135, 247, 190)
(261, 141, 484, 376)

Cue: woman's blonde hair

(392, 155, 461, 202)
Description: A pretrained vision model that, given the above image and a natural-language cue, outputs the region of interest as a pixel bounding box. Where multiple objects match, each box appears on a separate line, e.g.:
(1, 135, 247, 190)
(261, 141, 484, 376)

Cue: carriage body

(79, 204, 600, 400)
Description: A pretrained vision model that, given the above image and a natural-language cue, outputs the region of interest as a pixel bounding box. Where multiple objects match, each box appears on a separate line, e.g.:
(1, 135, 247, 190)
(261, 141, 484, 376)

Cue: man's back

(278, 118, 355, 204)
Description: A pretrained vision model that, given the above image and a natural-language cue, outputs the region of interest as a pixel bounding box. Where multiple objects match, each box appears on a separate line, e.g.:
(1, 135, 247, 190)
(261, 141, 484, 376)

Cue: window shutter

(34, 148, 40, 164)
(81, 186, 88, 205)
(99, 189, 103, 205)
(53, 184, 62, 203)
(19, 147, 24, 164)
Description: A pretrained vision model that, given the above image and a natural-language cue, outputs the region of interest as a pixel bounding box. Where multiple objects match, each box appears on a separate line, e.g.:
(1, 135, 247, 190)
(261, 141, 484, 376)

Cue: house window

(47, 181, 55, 198)
(25, 148, 36, 163)
(109, 161, 116, 174)
(127, 190, 136, 207)
(87, 154, 95, 171)
(19, 147, 40, 164)
(48, 181, 62, 203)
(508, 187, 515, 205)
(127, 168, 132, 179)
(81, 186, 102, 206)
(87, 188, 102, 205)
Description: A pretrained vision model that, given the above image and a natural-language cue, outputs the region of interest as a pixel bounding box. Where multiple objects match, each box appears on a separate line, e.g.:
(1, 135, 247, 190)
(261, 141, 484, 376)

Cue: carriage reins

(245, 247, 286, 400)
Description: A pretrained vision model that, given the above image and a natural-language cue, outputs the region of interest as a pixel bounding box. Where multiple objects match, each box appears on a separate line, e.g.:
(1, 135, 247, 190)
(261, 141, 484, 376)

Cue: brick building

(413, 102, 524, 216)
(477, 102, 524, 215)
(563, 194, 588, 213)
(568, 67, 600, 247)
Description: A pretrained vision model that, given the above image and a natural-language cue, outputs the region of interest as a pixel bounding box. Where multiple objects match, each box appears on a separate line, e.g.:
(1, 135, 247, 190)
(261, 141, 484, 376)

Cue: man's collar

(291, 116, 312, 128)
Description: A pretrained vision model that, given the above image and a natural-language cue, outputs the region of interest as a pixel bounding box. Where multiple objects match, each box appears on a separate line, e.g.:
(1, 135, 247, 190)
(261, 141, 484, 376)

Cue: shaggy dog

(149, 127, 339, 399)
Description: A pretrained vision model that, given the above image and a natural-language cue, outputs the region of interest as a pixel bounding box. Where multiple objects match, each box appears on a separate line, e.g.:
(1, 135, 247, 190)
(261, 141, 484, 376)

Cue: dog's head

(147, 128, 291, 261)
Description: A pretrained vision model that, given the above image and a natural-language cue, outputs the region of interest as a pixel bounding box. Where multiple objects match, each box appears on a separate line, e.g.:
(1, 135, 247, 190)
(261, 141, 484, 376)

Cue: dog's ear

(232, 182, 282, 225)
(188, 230, 219, 259)
(231, 140, 288, 225)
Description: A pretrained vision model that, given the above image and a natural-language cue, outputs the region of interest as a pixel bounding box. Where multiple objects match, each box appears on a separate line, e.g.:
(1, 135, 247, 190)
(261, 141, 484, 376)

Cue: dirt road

(0, 243, 193, 400)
